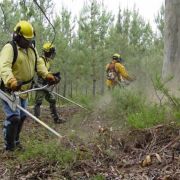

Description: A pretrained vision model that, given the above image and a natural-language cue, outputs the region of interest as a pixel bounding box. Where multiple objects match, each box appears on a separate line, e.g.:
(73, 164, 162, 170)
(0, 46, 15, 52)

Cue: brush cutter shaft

(34, 83, 87, 110)
(17, 104, 62, 138)
(0, 89, 62, 138)
(52, 91, 88, 110)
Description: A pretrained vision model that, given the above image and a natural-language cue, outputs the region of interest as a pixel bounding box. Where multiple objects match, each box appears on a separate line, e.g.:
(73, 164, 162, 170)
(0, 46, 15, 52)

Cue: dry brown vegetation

(0, 106, 179, 180)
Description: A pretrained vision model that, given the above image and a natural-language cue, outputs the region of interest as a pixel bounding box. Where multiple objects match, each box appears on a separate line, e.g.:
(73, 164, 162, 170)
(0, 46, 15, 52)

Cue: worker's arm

(105, 63, 110, 72)
(115, 63, 134, 81)
(0, 44, 15, 85)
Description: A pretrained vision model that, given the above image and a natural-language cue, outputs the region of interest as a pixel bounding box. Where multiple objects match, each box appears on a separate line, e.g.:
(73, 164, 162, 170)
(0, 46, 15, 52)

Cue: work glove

(53, 72, 61, 83)
(7, 78, 22, 91)
(46, 73, 59, 85)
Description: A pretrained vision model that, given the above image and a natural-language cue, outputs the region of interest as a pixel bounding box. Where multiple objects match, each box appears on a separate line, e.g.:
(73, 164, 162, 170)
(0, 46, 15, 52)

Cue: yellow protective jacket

(39, 56, 52, 72)
(106, 60, 131, 88)
(0, 43, 49, 98)
(36, 56, 53, 85)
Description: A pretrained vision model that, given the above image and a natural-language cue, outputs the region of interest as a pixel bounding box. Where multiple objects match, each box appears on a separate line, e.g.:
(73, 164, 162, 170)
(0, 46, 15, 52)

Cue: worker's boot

(3, 116, 19, 151)
(34, 104, 41, 118)
(15, 116, 26, 151)
(50, 103, 65, 124)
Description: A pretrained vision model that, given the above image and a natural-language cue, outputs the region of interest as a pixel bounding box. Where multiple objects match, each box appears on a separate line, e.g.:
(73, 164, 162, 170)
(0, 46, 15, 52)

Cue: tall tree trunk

(93, 79, 96, 96)
(100, 49, 105, 95)
(69, 80, 73, 98)
(162, 0, 180, 86)
(63, 72, 67, 97)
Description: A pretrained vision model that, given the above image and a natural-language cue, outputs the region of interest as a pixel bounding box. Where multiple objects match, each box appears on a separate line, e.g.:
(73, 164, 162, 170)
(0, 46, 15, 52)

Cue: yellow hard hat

(112, 53, 120, 59)
(42, 42, 55, 52)
(14, 20, 34, 39)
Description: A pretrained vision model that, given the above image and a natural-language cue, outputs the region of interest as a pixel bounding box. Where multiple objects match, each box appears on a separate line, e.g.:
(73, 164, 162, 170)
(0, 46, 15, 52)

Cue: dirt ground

(0, 106, 179, 180)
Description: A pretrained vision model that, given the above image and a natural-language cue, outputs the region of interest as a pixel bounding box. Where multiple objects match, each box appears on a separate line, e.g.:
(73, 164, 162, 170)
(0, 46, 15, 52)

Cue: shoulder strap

(30, 47, 37, 72)
(107, 62, 116, 72)
(7, 41, 37, 71)
(8, 41, 18, 66)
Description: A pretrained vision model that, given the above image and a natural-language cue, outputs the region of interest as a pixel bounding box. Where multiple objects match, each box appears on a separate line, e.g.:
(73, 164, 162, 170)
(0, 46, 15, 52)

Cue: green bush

(72, 94, 94, 110)
(127, 105, 165, 128)
(17, 140, 76, 167)
(102, 88, 146, 127)
(174, 111, 180, 125)
(112, 88, 145, 113)
(91, 174, 106, 180)
(101, 88, 167, 129)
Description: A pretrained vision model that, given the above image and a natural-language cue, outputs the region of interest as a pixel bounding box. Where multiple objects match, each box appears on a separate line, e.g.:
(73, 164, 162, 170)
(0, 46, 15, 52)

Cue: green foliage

(153, 75, 180, 108)
(0, 0, 165, 96)
(17, 140, 76, 167)
(155, 3, 165, 39)
(174, 111, 180, 125)
(127, 105, 165, 129)
(98, 88, 145, 128)
(97, 88, 167, 129)
(112, 88, 145, 114)
(91, 175, 105, 180)
(72, 94, 94, 109)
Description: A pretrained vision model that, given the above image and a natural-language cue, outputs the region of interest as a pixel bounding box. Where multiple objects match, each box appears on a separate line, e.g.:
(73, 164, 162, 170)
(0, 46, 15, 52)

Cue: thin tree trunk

(63, 72, 67, 97)
(70, 80, 73, 98)
(85, 85, 88, 96)
(93, 79, 96, 96)
(100, 49, 105, 95)
(75, 82, 78, 95)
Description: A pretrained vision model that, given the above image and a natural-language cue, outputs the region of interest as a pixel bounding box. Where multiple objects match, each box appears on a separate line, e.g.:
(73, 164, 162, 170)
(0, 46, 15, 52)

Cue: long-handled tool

(17, 105, 62, 138)
(0, 86, 62, 138)
(35, 83, 88, 110)
(51, 91, 88, 110)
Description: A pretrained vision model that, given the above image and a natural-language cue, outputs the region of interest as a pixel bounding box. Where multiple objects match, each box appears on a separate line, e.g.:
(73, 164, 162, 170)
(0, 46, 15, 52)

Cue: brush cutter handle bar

(17, 104, 62, 138)
(0, 89, 18, 111)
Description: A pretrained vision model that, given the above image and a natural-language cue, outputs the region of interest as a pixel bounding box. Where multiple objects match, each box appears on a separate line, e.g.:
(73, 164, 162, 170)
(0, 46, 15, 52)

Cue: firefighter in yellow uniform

(34, 42, 65, 124)
(106, 53, 134, 89)
(0, 20, 59, 151)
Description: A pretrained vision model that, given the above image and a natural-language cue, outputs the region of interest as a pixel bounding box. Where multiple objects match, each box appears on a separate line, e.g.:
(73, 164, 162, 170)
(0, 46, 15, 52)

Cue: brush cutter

(35, 83, 88, 110)
(0, 85, 62, 139)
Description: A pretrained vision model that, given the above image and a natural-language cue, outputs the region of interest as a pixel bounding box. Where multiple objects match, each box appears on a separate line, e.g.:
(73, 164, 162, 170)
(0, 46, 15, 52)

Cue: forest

(0, 0, 179, 179)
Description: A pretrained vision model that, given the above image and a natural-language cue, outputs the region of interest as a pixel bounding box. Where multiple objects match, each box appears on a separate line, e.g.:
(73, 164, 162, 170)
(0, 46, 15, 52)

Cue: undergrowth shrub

(103, 88, 166, 129)
(127, 105, 165, 128)
(17, 140, 76, 167)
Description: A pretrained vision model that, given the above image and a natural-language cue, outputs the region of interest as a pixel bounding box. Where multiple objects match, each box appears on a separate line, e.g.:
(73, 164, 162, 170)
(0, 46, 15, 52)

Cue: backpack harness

(0, 41, 38, 89)
(106, 62, 119, 81)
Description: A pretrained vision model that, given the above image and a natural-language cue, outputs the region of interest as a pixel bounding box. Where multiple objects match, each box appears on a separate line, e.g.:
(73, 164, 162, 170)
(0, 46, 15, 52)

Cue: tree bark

(63, 72, 67, 97)
(162, 0, 180, 86)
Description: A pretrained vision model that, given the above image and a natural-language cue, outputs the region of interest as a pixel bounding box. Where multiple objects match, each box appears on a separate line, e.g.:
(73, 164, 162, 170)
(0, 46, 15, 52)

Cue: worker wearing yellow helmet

(0, 20, 59, 151)
(34, 42, 65, 124)
(106, 53, 134, 89)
